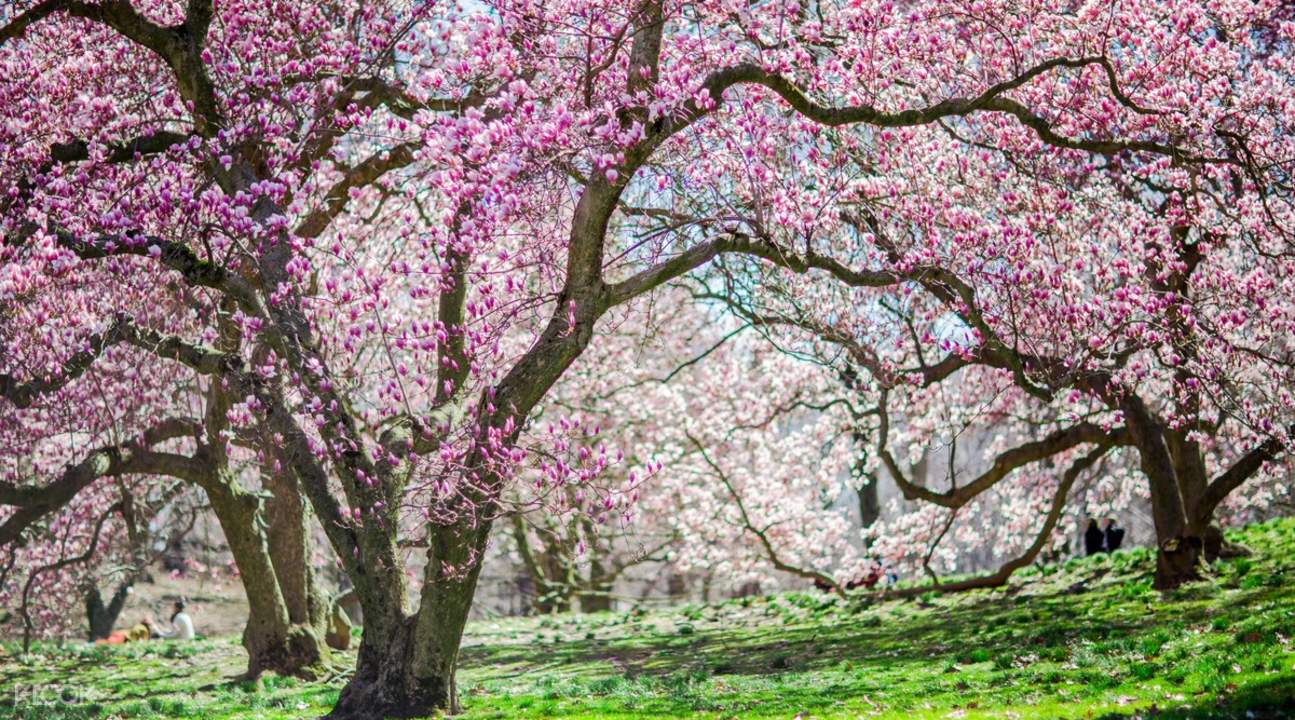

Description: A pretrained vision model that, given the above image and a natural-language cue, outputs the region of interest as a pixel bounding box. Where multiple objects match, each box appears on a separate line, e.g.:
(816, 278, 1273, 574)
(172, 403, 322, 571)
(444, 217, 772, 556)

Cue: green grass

(4, 518, 1295, 719)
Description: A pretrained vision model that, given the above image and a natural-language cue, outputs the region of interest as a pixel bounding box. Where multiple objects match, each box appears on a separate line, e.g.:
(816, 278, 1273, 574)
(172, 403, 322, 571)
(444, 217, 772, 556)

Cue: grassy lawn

(3, 518, 1294, 719)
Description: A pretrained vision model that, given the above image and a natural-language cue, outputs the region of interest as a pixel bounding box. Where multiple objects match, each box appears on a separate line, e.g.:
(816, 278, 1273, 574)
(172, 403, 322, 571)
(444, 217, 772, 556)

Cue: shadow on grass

(465, 577, 1291, 684)
(1093, 675, 1295, 720)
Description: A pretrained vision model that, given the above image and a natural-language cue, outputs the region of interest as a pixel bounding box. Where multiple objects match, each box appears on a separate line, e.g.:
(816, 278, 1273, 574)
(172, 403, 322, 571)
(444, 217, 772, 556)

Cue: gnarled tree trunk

(1126, 401, 1214, 590)
(205, 472, 330, 678)
(329, 518, 489, 719)
(264, 468, 332, 642)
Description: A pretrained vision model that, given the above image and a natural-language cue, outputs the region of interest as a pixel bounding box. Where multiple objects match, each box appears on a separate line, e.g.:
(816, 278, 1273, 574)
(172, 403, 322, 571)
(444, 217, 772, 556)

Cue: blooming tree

(696, 18, 1295, 587)
(4, 0, 1291, 717)
(507, 291, 870, 606)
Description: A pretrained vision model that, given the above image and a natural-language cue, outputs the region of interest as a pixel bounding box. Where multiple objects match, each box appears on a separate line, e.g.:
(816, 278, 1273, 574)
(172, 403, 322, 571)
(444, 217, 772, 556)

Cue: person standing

(1084, 519, 1105, 556)
(1103, 519, 1125, 553)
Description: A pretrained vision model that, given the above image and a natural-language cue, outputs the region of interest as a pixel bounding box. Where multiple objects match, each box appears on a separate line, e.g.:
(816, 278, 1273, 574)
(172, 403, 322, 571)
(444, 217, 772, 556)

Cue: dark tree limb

(879, 442, 1111, 599)
(875, 390, 1127, 509)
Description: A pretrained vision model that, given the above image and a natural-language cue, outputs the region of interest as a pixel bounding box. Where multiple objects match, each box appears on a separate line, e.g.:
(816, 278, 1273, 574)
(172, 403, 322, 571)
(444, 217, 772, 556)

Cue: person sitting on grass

(152, 601, 195, 640)
(96, 619, 152, 645)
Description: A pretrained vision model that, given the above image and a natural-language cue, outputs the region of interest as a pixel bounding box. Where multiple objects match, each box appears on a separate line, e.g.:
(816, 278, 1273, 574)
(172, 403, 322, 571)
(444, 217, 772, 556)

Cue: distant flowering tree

(3, 0, 1292, 717)
(698, 38, 1295, 588)
(0, 470, 197, 649)
(510, 292, 869, 604)
(694, 12, 1295, 587)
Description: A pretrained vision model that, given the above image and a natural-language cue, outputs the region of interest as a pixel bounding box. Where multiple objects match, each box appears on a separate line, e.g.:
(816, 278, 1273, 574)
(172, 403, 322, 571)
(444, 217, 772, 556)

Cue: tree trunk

(1146, 467, 1204, 590)
(1122, 400, 1203, 590)
(85, 582, 132, 641)
(856, 477, 880, 529)
(264, 468, 332, 640)
(329, 519, 489, 719)
(578, 582, 613, 613)
(206, 477, 327, 677)
(509, 513, 572, 615)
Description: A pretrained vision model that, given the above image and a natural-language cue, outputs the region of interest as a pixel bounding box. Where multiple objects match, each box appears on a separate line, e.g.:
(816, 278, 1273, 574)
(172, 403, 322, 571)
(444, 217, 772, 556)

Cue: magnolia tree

(0, 318, 345, 676)
(644, 331, 870, 595)
(508, 291, 870, 606)
(0, 466, 198, 648)
(4, 0, 1291, 716)
(700, 51, 1295, 589)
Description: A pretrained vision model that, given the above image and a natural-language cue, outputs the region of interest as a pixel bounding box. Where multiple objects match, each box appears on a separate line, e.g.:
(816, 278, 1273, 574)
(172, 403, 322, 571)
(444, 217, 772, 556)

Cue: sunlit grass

(3, 518, 1294, 719)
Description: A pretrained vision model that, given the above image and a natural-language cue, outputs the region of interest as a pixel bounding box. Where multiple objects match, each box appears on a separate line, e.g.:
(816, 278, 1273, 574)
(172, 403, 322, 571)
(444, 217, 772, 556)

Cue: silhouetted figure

(1103, 518, 1125, 553)
(162, 538, 188, 574)
(1084, 519, 1105, 556)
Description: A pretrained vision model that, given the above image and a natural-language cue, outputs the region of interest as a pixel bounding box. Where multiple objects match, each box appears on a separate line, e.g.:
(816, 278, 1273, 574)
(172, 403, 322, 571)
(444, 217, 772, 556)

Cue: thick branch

(606, 233, 898, 305)
(675, 58, 1203, 161)
(0, 440, 206, 548)
(294, 142, 418, 239)
(5, 224, 262, 314)
(1198, 427, 1292, 521)
(880, 442, 1110, 598)
(0, 318, 132, 409)
(876, 391, 1125, 508)
(49, 131, 191, 165)
(0, 1, 222, 134)
(1, 314, 233, 411)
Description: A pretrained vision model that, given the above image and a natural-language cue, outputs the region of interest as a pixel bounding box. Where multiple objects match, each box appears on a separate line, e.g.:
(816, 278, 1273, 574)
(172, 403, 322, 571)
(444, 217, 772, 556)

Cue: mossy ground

(3, 518, 1294, 719)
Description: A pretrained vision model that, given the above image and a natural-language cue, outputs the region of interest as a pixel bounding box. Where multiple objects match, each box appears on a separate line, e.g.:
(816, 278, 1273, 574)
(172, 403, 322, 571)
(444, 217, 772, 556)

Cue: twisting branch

(48, 131, 192, 165)
(339, 76, 490, 119)
(874, 389, 1127, 509)
(0, 317, 134, 409)
(660, 57, 1217, 163)
(605, 232, 899, 305)
(0, 441, 207, 548)
(686, 432, 846, 598)
(5, 224, 261, 314)
(881, 442, 1113, 599)
(294, 142, 419, 239)
(0, 312, 237, 412)
(1198, 424, 1295, 522)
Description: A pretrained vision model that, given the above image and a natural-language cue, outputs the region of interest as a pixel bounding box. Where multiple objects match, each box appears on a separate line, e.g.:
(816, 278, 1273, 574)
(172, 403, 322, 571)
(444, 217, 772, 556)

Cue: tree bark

(329, 518, 490, 718)
(85, 582, 132, 641)
(205, 475, 328, 677)
(578, 551, 613, 613)
(856, 477, 881, 529)
(1144, 458, 1205, 590)
(1120, 399, 1202, 589)
(264, 467, 331, 635)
